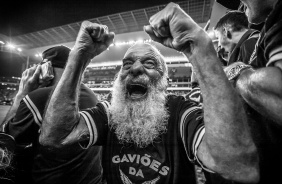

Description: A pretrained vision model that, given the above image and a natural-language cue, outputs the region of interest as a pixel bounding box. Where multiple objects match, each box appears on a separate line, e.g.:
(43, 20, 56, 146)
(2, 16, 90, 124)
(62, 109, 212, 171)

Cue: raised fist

(74, 21, 115, 59)
(144, 2, 206, 53)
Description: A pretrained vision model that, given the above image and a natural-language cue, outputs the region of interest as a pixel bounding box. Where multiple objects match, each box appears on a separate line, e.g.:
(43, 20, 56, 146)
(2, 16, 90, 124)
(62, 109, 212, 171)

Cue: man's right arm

(39, 21, 114, 148)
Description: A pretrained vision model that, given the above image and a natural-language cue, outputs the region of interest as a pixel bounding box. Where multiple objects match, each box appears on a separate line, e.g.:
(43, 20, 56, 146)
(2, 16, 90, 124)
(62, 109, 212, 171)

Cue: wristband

(226, 64, 252, 81)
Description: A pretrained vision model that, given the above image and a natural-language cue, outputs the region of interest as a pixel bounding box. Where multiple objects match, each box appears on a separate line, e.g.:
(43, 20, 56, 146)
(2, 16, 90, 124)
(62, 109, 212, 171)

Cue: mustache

(124, 74, 150, 86)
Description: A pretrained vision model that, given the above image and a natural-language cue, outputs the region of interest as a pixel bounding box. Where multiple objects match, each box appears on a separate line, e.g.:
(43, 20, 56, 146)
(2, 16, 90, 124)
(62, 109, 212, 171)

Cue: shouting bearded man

(39, 3, 259, 184)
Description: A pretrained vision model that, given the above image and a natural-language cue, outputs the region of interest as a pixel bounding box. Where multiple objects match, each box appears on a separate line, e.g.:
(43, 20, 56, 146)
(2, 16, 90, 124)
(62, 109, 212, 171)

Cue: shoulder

(27, 86, 53, 100)
(24, 87, 53, 109)
(79, 83, 98, 108)
(259, 1, 282, 66)
(167, 94, 200, 113)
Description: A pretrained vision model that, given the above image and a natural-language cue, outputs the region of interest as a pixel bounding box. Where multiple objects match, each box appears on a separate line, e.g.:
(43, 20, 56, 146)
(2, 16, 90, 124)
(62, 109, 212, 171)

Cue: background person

(4, 45, 102, 184)
(223, 0, 282, 183)
(214, 10, 259, 65)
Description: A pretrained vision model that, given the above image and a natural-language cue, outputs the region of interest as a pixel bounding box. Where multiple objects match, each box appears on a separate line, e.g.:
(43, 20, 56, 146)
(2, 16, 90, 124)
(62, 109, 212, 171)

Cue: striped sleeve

(268, 46, 282, 66)
(79, 101, 109, 149)
(179, 101, 204, 162)
(179, 100, 215, 173)
(23, 95, 43, 126)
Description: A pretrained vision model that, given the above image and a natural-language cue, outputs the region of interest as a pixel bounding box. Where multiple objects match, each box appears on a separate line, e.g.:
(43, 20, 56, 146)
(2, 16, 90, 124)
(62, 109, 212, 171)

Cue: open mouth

(127, 83, 148, 100)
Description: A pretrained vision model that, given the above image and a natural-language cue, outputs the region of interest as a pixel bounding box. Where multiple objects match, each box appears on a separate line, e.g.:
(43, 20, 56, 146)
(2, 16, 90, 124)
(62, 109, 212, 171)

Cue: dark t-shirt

(242, 2, 282, 183)
(228, 29, 259, 65)
(249, 1, 282, 68)
(80, 95, 204, 184)
(5, 84, 103, 184)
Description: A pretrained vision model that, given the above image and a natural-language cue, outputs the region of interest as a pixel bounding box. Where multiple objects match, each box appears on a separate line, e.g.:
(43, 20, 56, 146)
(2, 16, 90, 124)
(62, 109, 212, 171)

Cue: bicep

(61, 115, 90, 147)
(61, 103, 109, 148)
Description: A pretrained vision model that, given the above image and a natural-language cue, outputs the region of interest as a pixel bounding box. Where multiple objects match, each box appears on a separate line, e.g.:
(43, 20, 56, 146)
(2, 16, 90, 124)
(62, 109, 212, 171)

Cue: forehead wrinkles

(123, 44, 166, 74)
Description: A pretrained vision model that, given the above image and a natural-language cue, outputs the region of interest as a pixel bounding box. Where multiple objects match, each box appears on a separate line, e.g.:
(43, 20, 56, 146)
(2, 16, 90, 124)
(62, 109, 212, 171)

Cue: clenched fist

(73, 21, 115, 59)
(144, 2, 208, 53)
(18, 65, 47, 98)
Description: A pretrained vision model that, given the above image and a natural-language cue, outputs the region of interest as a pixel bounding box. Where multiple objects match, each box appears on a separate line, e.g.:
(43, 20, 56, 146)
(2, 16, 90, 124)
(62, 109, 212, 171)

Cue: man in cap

(4, 45, 102, 184)
(39, 3, 259, 184)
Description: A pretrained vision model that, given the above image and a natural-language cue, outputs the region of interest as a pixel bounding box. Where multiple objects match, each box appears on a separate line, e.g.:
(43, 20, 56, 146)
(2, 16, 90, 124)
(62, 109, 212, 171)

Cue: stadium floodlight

(128, 40, 135, 45)
(115, 42, 127, 46)
(35, 54, 39, 57)
(6, 43, 16, 49)
(0, 41, 5, 44)
(136, 39, 143, 44)
(17, 48, 22, 52)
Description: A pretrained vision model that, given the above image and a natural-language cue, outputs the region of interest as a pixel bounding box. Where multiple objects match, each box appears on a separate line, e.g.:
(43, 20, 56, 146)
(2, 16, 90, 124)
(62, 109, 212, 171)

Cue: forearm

(1, 94, 25, 128)
(184, 31, 258, 182)
(237, 66, 282, 125)
(40, 50, 91, 147)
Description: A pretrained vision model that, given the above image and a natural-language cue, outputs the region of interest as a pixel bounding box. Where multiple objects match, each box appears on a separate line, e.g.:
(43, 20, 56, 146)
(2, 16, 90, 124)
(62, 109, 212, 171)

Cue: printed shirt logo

(112, 153, 169, 184)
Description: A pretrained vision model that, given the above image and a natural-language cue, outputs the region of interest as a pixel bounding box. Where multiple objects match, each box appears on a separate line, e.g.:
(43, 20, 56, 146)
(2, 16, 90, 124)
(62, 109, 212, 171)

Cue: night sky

(0, 0, 176, 77)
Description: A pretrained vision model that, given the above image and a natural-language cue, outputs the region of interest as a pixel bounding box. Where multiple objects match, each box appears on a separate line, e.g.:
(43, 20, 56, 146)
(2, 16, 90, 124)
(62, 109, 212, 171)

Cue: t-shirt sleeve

(79, 101, 109, 148)
(185, 87, 203, 104)
(178, 100, 204, 162)
(5, 99, 39, 147)
(264, 19, 282, 66)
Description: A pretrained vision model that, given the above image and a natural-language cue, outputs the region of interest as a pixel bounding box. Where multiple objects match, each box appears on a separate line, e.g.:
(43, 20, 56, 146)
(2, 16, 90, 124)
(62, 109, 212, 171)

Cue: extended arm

(236, 60, 282, 125)
(1, 65, 41, 128)
(144, 3, 258, 183)
(39, 21, 114, 148)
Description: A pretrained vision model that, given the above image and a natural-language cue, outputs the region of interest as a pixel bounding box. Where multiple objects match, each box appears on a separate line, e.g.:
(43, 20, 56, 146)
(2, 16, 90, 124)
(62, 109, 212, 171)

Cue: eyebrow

(122, 57, 133, 63)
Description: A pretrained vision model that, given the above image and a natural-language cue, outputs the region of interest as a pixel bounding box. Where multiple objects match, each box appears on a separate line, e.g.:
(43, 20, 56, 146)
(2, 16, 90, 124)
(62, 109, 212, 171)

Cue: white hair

(109, 72, 169, 148)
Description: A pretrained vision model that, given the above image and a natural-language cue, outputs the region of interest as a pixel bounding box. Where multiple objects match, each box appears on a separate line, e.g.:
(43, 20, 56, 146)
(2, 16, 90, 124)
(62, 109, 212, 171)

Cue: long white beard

(109, 74, 169, 148)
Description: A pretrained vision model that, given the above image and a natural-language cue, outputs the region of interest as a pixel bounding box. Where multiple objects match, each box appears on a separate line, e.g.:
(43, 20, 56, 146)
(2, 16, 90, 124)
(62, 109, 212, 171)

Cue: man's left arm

(145, 3, 259, 183)
(236, 60, 282, 125)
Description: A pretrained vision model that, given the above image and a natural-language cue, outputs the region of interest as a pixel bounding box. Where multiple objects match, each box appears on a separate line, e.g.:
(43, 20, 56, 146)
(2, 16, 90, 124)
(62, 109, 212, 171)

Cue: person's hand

(73, 21, 115, 60)
(224, 62, 253, 81)
(17, 65, 48, 98)
(144, 2, 207, 53)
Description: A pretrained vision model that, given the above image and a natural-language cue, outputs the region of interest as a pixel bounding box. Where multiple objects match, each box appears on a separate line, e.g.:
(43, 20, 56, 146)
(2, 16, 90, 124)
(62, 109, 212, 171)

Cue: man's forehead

(123, 43, 161, 58)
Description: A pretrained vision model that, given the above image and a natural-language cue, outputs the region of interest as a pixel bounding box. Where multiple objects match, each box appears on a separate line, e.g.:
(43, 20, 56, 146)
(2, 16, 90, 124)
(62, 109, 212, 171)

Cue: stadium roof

(8, 1, 211, 54)
(0, 0, 213, 78)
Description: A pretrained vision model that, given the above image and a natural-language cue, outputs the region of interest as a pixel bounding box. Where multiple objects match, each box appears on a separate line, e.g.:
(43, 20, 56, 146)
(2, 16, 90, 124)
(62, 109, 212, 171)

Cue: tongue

(131, 91, 144, 98)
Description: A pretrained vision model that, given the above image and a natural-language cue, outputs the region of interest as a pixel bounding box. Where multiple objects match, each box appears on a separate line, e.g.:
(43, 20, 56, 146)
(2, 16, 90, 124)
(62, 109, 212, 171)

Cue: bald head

(123, 43, 168, 77)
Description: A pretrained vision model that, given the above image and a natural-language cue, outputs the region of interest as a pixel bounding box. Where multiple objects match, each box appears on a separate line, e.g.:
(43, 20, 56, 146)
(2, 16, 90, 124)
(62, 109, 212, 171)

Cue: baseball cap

(41, 45, 71, 68)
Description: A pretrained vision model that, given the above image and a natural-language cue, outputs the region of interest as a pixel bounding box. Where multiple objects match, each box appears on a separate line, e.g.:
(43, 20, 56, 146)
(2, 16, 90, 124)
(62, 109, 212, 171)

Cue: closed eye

(144, 60, 156, 68)
(123, 60, 133, 69)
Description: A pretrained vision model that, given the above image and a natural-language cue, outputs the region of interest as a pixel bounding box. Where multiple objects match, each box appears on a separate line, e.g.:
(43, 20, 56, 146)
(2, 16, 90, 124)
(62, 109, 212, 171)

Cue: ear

(227, 30, 232, 39)
(222, 27, 232, 39)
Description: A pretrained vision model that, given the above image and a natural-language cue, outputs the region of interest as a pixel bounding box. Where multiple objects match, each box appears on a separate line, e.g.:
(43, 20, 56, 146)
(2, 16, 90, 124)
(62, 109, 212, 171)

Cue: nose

(130, 60, 144, 76)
